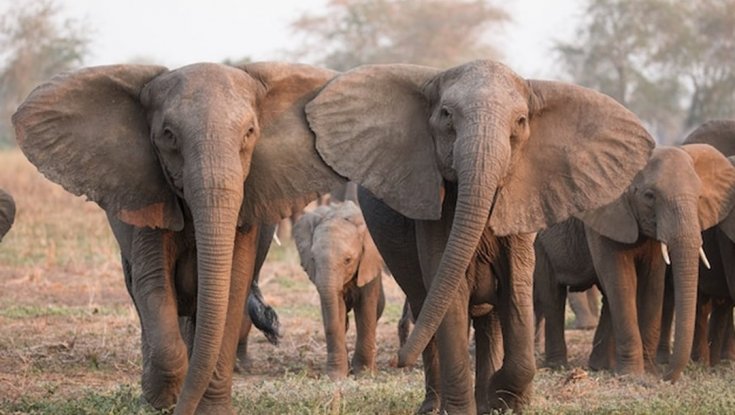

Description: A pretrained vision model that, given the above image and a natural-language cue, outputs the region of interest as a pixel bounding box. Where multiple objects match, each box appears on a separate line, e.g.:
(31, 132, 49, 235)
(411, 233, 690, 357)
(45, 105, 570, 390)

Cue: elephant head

(0, 189, 15, 242)
(12, 62, 343, 413)
(306, 60, 655, 366)
(578, 144, 735, 381)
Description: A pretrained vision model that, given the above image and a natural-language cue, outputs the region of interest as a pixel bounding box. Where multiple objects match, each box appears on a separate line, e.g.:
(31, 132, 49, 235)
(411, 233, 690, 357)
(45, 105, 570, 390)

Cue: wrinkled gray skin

(307, 59, 655, 414)
(658, 120, 735, 366)
(0, 189, 15, 242)
(13, 62, 343, 415)
(538, 145, 735, 383)
(293, 201, 386, 379)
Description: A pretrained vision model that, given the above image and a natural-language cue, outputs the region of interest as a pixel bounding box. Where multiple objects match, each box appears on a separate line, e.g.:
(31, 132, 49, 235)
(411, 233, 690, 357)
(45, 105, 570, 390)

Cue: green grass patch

(0, 305, 128, 319)
(1, 385, 156, 415)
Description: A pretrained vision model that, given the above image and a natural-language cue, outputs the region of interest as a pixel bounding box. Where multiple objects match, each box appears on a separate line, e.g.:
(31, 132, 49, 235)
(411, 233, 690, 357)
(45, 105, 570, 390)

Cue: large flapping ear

(357, 226, 384, 288)
(12, 65, 184, 230)
(682, 119, 735, 156)
(307, 64, 444, 220)
(292, 206, 329, 281)
(719, 156, 735, 242)
(681, 144, 735, 231)
(490, 80, 655, 236)
(237, 62, 345, 226)
(575, 192, 639, 243)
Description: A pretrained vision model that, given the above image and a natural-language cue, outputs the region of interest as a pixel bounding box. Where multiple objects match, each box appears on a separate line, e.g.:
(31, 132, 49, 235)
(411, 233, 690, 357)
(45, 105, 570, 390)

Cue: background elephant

(536, 145, 735, 382)
(568, 287, 600, 330)
(293, 201, 386, 379)
(13, 62, 343, 414)
(306, 60, 654, 413)
(0, 188, 15, 242)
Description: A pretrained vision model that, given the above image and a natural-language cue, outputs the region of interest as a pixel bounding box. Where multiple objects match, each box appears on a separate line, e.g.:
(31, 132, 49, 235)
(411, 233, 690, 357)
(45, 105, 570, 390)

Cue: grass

(3, 147, 735, 414)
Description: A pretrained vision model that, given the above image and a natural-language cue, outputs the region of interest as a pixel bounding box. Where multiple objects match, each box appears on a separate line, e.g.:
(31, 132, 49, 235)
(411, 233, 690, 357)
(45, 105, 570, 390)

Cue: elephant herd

(5, 57, 735, 414)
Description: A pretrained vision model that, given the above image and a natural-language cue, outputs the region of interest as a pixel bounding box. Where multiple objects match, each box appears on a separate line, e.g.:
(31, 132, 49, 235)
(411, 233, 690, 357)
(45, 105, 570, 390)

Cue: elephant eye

(162, 127, 177, 146)
(344, 257, 353, 265)
(440, 106, 452, 119)
(245, 126, 255, 138)
(642, 189, 656, 201)
(516, 115, 527, 127)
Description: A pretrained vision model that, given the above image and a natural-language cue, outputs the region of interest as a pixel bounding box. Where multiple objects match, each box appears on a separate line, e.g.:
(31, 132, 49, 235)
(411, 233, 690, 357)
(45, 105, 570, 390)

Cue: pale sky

(4, 0, 583, 79)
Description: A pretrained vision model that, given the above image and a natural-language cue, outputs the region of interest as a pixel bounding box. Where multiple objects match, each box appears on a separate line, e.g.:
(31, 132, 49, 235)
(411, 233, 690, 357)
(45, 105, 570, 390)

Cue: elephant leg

(708, 298, 731, 366)
(635, 255, 665, 374)
(535, 244, 568, 368)
(352, 276, 385, 375)
(691, 294, 711, 364)
(657, 269, 674, 364)
(473, 310, 502, 415)
(128, 228, 188, 410)
(586, 286, 601, 319)
(488, 234, 536, 412)
(398, 300, 412, 348)
(235, 313, 253, 373)
(569, 290, 597, 330)
(722, 307, 735, 361)
(589, 294, 616, 371)
(198, 226, 258, 413)
(587, 232, 644, 375)
(435, 288, 474, 414)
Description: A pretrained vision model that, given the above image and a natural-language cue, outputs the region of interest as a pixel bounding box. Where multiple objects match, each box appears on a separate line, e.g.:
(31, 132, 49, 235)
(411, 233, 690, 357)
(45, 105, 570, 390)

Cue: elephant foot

(195, 398, 235, 415)
(488, 386, 531, 414)
(141, 365, 186, 410)
(416, 393, 440, 414)
(614, 361, 645, 377)
(234, 347, 252, 374)
(574, 318, 598, 330)
(655, 348, 670, 365)
(351, 356, 376, 377)
(543, 357, 568, 370)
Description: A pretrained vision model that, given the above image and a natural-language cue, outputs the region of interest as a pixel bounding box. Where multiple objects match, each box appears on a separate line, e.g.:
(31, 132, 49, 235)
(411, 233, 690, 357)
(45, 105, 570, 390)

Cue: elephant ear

(238, 62, 345, 226)
(357, 226, 384, 287)
(683, 119, 735, 156)
(681, 144, 735, 231)
(307, 64, 444, 220)
(293, 206, 329, 281)
(490, 80, 655, 236)
(719, 156, 735, 242)
(575, 192, 639, 243)
(0, 189, 15, 242)
(12, 65, 184, 231)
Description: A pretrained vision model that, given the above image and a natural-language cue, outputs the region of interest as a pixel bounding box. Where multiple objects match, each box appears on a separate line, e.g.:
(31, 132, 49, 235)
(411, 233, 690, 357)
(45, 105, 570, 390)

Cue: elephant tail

(247, 283, 281, 346)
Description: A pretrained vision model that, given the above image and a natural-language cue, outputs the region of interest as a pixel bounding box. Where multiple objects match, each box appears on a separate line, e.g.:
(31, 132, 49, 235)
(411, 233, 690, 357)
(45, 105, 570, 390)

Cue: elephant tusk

(273, 225, 282, 247)
(661, 242, 671, 265)
(699, 246, 711, 270)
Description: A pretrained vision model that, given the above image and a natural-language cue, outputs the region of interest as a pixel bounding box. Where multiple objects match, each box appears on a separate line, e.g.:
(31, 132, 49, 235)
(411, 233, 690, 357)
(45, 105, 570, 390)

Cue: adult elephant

(0, 189, 15, 242)
(557, 145, 735, 381)
(305, 60, 655, 414)
(12, 62, 343, 415)
(293, 201, 386, 379)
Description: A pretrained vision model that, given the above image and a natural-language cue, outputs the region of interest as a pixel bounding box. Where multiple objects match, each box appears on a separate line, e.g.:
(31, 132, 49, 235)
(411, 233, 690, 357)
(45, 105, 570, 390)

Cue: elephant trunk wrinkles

(659, 201, 701, 383)
(175, 153, 244, 414)
(397, 120, 509, 366)
(317, 280, 349, 379)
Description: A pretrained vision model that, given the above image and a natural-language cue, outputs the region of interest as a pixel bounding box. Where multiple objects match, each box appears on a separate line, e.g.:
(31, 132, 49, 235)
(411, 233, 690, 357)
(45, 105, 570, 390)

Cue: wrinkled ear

(490, 80, 655, 235)
(682, 144, 735, 231)
(293, 207, 328, 281)
(307, 64, 444, 220)
(575, 193, 639, 243)
(12, 65, 184, 231)
(357, 226, 384, 287)
(237, 62, 345, 226)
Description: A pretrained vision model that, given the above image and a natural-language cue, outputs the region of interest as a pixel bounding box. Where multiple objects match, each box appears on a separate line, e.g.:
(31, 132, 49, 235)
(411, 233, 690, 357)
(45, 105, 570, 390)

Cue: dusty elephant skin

(12, 62, 343, 415)
(0, 188, 15, 242)
(293, 201, 386, 379)
(546, 144, 735, 383)
(306, 59, 655, 414)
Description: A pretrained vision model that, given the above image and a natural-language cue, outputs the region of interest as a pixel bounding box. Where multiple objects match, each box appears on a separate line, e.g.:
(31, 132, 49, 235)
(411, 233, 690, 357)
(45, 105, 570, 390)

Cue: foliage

(0, 0, 91, 147)
(289, 0, 509, 70)
(556, 0, 735, 143)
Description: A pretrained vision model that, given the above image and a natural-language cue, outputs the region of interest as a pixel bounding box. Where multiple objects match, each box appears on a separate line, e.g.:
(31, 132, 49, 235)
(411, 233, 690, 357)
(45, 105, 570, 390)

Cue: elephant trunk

(316, 279, 349, 379)
(659, 201, 701, 382)
(175, 151, 244, 414)
(397, 119, 510, 366)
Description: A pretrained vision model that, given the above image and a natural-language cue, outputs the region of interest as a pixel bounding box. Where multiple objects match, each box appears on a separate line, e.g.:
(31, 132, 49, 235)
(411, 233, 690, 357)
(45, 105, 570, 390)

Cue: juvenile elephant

(305, 60, 654, 413)
(13, 62, 343, 414)
(536, 145, 735, 382)
(293, 201, 385, 379)
(0, 189, 15, 242)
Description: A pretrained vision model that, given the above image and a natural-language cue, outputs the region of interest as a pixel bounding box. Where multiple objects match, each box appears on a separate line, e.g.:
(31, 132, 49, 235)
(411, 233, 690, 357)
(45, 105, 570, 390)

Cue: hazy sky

(10, 0, 583, 79)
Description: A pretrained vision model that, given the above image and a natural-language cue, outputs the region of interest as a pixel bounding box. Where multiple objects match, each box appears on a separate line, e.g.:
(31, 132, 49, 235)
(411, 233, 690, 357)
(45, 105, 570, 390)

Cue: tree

(0, 0, 90, 146)
(290, 0, 509, 71)
(556, 0, 735, 143)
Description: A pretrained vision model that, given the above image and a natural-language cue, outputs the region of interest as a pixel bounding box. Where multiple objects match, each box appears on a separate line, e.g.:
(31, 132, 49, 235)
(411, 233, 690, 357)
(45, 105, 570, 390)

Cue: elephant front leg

(588, 295, 615, 371)
(635, 254, 666, 374)
(488, 234, 536, 412)
(473, 310, 502, 415)
(436, 289, 475, 415)
(128, 229, 188, 410)
(352, 276, 385, 375)
(198, 226, 258, 414)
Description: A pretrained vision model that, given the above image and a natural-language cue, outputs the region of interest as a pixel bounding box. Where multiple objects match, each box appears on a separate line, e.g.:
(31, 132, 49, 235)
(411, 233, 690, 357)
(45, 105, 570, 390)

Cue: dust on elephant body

(293, 201, 386, 380)
(12, 61, 343, 415)
(307, 59, 655, 414)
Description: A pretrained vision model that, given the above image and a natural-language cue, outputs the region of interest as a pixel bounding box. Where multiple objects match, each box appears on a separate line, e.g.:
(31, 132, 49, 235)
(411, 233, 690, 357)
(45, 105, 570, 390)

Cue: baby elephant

(294, 201, 386, 379)
(0, 189, 15, 242)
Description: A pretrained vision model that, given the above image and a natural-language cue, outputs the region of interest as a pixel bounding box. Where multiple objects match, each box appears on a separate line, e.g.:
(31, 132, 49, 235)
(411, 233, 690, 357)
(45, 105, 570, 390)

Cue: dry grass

(2, 148, 735, 414)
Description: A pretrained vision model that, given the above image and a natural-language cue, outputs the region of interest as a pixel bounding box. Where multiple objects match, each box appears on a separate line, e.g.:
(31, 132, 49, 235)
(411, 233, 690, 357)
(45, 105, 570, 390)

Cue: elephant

(568, 287, 600, 330)
(0, 189, 15, 242)
(12, 62, 344, 414)
(535, 144, 735, 382)
(656, 120, 735, 366)
(293, 201, 386, 379)
(304, 60, 655, 413)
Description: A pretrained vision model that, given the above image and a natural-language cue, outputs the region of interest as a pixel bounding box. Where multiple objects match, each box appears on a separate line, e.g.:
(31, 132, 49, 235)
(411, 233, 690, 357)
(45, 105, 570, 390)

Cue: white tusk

(699, 246, 711, 269)
(661, 243, 671, 265)
(273, 231, 282, 247)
